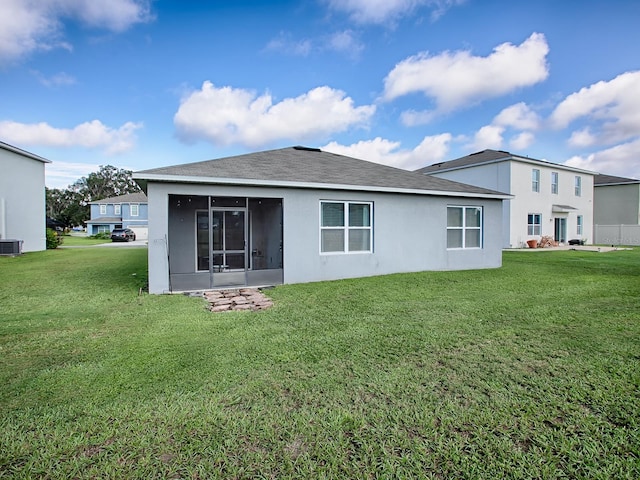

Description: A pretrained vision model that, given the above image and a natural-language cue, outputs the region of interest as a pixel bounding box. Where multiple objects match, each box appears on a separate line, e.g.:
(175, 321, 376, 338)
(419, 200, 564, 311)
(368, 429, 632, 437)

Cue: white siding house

(134, 147, 509, 294)
(417, 150, 596, 248)
(0, 141, 51, 252)
(593, 174, 640, 245)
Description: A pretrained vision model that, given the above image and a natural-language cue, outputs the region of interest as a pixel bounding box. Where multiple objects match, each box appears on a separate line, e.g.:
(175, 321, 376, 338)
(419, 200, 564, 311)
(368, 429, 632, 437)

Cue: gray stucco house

(133, 146, 509, 294)
(86, 192, 148, 239)
(0, 141, 50, 253)
(417, 149, 595, 248)
(593, 173, 640, 245)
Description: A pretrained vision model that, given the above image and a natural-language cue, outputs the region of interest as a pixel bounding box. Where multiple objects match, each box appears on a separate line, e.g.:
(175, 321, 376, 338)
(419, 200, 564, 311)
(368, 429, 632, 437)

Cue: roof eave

(133, 173, 512, 200)
(423, 156, 597, 176)
(0, 141, 51, 163)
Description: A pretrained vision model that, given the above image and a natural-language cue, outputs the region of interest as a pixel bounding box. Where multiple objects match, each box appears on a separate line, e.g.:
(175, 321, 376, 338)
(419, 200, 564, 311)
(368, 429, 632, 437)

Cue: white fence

(594, 224, 640, 246)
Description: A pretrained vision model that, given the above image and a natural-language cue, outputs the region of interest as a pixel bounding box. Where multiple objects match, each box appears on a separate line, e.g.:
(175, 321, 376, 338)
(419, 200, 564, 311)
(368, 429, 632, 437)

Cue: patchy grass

(59, 235, 110, 246)
(0, 248, 638, 479)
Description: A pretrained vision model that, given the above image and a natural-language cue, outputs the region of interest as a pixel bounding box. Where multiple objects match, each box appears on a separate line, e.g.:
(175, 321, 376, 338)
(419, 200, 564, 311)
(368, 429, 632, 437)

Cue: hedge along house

(133, 147, 510, 294)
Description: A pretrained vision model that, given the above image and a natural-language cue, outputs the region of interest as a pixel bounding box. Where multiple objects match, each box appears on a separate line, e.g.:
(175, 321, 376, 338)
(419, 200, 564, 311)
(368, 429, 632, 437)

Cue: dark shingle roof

(594, 173, 640, 186)
(91, 192, 147, 204)
(134, 146, 508, 198)
(415, 149, 595, 175)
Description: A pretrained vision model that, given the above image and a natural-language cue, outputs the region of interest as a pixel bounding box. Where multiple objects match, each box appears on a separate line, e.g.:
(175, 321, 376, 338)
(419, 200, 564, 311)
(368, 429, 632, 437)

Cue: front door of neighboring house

(211, 208, 247, 287)
(554, 218, 567, 243)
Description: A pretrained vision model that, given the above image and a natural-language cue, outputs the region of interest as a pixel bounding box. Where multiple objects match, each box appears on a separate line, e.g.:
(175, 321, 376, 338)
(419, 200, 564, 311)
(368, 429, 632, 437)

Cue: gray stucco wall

(594, 184, 640, 225)
(0, 149, 47, 252)
(146, 182, 503, 293)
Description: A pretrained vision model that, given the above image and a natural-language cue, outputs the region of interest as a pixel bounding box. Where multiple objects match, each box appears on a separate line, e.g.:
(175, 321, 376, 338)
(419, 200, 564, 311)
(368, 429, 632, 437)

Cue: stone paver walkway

(202, 288, 274, 312)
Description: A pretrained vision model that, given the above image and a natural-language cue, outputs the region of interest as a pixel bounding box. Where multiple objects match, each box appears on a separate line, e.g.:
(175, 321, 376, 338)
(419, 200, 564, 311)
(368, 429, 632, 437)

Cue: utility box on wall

(0, 239, 23, 256)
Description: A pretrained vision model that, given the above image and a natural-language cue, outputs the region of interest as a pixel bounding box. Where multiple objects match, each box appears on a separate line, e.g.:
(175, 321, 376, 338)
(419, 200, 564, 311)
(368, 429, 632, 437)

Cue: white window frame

(532, 169, 540, 192)
(447, 206, 483, 250)
(320, 201, 373, 254)
(130, 204, 139, 217)
(577, 215, 583, 235)
(551, 172, 558, 194)
(575, 176, 582, 197)
(114, 204, 121, 215)
(528, 213, 542, 236)
(99, 204, 107, 215)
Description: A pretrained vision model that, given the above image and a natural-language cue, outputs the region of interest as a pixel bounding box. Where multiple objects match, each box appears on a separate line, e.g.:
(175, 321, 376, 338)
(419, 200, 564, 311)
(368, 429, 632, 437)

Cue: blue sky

(1, 0, 639, 188)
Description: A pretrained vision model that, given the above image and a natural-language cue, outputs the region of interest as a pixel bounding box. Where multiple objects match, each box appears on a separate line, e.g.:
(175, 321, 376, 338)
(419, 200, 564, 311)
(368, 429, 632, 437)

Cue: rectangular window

(528, 214, 542, 235)
(97, 225, 110, 233)
(99, 204, 107, 215)
(130, 204, 139, 217)
(320, 201, 372, 253)
(551, 172, 558, 194)
(532, 169, 540, 192)
(577, 215, 583, 235)
(447, 206, 482, 249)
(575, 176, 582, 196)
(114, 204, 121, 215)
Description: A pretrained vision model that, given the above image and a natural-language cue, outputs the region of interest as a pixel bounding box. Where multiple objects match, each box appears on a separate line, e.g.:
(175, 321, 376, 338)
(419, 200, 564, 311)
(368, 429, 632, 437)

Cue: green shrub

(91, 232, 111, 240)
(45, 228, 63, 249)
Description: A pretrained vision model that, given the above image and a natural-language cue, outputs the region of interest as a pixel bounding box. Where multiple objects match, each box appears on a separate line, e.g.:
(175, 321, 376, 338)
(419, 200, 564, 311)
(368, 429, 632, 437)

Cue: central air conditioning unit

(0, 239, 23, 255)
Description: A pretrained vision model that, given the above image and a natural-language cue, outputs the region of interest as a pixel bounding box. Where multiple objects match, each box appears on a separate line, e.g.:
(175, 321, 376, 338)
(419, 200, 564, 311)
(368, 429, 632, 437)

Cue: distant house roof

(134, 146, 510, 199)
(0, 141, 51, 163)
(415, 149, 596, 176)
(594, 173, 640, 186)
(91, 192, 148, 204)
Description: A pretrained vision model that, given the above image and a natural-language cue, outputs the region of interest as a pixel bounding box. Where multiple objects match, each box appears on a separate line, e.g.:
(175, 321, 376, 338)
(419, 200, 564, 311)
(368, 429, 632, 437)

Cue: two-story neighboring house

(416, 149, 596, 248)
(0, 141, 51, 253)
(593, 174, 640, 245)
(86, 192, 148, 239)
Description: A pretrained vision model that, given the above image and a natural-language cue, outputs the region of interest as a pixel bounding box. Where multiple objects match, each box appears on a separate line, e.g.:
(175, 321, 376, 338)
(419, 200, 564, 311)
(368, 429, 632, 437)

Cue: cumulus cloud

(564, 138, 640, 179)
(174, 82, 376, 147)
(0, 0, 153, 64)
(493, 102, 541, 130)
(469, 102, 540, 152)
(383, 32, 549, 124)
(45, 161, 101, 189)
(324, 0, 466, 25)
(322, 133, 452, 170)
(471, 125, 505, 151)
(550, 71, 640, 146)
(0, 119, 142, 154)
(326, 30, 364, 57)
(510, 131, 535, 150)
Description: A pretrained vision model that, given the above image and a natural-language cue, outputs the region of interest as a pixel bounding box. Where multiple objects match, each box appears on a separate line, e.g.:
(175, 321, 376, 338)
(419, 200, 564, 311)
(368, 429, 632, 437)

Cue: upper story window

(130, 204, 139, 217)
(575, 176, 582, 197)
(447, 206, 482, 249)
(99, 204, 107, 215)
(528, 214, 542, 235)
(320, 201, 372, 253)
(551, 172, 558, 194)
(532, 169, 540, 192)
(114, 204, 121, 215)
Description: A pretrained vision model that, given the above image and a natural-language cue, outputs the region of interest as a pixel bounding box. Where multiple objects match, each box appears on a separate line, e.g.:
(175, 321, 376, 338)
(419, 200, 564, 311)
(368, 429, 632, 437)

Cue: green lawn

(59, 234, 110, 246)
(0, 247, 638, 479)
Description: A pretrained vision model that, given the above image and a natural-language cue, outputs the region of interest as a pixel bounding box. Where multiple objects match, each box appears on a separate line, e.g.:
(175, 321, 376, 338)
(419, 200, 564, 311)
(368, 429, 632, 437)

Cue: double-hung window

(447, 206, 482, 249)
(99, 204, 107, 215)
(532, 169, 540, 192)
(114, 204, 121, 215)
(575, 176, 582, 197)
(551, 172, 558, 194)
(528, 213, 542, 235)
(577, 215, 583, 235)
(130, 204, 139, 217)
(320, 201, 372, 253)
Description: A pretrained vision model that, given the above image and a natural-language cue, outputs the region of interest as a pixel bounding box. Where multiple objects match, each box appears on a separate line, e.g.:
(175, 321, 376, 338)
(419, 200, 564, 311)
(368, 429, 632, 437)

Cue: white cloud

(567, 127, 596, 148)
(45, 161, 101, 189)
(324, 0, 466, 25)
(550, 71, 640, 146)
(0, 119, 142, 154)
(383, 32, 549, 124)
(31, 70, 77, 87)
(322, 133, 452, 170)
(493, 102, 540, 130)
(0, 0, 152, 64)
(564, 138, 640, 179)
(509, 131, 535, 150)
(471, 125, 505, 151)
(326, 30, 364, 57)
(264, 31, 312, 56)
(174, 82, 376, 147)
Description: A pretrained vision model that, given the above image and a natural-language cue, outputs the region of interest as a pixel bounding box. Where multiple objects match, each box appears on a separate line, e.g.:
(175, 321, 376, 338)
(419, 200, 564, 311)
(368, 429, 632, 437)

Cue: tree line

(46, 165, 142, 229)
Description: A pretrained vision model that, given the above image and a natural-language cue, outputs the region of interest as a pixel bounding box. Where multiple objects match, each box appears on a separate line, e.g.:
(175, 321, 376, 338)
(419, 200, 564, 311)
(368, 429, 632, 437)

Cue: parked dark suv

(111, 228, 136, 242)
